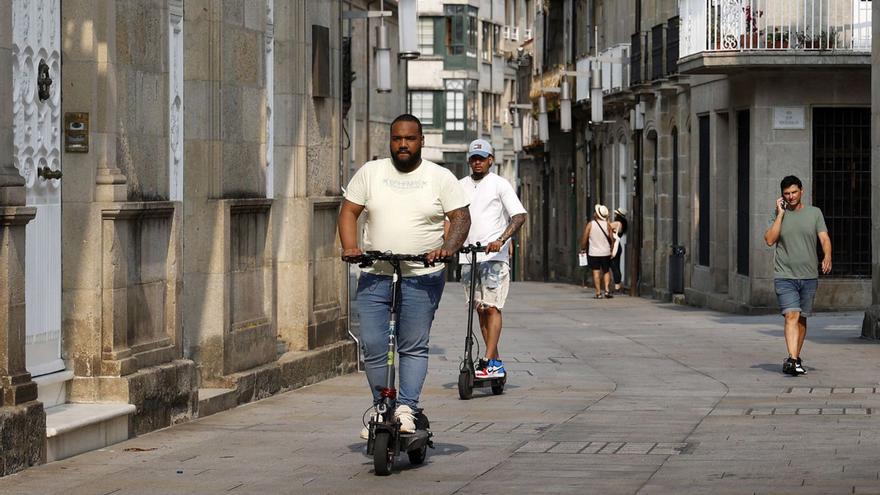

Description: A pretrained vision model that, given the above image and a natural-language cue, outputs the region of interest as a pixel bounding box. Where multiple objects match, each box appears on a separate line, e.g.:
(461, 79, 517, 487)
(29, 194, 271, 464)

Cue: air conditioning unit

(510, 27, 520, 41)
(523, 28, 533, 40)
(502, 25, 511, 40)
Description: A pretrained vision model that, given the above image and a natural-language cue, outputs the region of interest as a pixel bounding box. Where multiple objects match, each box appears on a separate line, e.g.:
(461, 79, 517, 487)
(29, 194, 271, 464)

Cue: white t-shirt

(344, 158, 469, 276)
(458, 172, 527, 264)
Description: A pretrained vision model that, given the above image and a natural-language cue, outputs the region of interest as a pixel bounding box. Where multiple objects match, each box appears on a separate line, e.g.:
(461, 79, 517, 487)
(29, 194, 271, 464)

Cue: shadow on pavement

(347, 442, 469, 459)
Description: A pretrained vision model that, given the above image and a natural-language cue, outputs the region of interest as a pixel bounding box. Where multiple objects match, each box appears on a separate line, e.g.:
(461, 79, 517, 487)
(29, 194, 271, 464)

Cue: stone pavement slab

(2, 282, 880, 494)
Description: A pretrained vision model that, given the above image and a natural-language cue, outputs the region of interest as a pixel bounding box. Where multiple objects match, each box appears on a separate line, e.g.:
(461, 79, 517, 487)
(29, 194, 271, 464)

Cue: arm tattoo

(497, 213, 526, 243)
(442, 207, 471, 252)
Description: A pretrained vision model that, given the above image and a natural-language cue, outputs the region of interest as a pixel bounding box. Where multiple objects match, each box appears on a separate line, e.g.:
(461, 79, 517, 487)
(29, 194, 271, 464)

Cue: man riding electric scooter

(338, 115, 470, 471)
(457, 139, 526, 380)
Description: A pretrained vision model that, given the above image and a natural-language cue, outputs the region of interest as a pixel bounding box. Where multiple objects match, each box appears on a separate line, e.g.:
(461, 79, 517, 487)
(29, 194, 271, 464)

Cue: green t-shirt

(768, 205, 827, 279)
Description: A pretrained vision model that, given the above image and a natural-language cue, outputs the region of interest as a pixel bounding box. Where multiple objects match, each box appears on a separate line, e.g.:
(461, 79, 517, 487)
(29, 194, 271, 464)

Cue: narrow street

(3, 282, 879, 495)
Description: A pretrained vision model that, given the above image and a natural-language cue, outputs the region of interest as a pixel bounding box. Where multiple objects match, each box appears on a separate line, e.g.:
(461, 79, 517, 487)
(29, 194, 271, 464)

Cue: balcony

(678, 0, 871, 74)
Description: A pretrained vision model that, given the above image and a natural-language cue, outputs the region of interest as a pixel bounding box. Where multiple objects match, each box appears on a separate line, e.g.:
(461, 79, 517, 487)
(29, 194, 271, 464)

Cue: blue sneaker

(486, 359, 506, 378)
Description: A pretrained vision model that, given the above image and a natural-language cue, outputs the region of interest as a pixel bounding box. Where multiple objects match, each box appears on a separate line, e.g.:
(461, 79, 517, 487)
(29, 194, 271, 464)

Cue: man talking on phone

(764, 175, 832, 376)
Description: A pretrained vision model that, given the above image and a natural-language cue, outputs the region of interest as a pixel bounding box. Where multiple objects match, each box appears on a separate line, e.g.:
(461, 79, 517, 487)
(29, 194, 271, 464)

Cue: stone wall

(687, 70, 871, 311)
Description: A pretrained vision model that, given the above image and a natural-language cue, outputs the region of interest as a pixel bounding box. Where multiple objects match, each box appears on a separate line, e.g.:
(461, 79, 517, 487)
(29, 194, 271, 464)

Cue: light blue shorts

(774, 278, 818, 317)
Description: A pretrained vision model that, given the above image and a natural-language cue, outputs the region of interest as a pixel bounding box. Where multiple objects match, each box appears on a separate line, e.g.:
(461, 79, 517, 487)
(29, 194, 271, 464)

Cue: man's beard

(391, 149, 421, 171)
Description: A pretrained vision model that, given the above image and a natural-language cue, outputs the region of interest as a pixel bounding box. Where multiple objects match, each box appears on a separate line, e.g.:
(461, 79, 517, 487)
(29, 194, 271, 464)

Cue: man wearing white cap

(579, 204, 615, 298)
(457, 139, 527, 379)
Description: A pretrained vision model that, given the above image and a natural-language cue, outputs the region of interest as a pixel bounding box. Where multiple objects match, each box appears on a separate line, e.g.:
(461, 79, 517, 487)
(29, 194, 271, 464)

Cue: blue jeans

(774, 278, 818, 317)
(356, 270, 446, 408)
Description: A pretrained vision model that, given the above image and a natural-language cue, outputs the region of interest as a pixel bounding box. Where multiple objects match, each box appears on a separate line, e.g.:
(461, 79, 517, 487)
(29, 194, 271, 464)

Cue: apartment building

(520, 0, 872, 313)
(406, 0, 535, 187)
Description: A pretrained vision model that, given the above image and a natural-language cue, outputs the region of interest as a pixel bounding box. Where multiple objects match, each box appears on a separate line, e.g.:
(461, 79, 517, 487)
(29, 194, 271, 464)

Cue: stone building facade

(519, 0, 872, 314)
(0, 0, 407, 476)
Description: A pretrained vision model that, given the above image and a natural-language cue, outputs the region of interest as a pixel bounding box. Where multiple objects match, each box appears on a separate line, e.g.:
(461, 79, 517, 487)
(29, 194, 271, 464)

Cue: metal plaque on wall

(64, 112, 89, 152)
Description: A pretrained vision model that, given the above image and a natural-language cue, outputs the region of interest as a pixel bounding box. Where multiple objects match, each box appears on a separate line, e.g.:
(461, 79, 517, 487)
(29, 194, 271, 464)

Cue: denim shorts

(461, 261, 510, 309)
(774, 278, 818, 317)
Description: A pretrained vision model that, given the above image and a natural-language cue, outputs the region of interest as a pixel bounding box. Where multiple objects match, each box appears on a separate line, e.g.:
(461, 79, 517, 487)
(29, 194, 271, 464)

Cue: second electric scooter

(348, 251, 449, 476)
(457, 243, 506, 400)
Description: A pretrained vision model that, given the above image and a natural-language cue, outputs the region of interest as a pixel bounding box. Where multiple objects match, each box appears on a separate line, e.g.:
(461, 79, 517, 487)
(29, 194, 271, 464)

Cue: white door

(13, 0, 64, 377)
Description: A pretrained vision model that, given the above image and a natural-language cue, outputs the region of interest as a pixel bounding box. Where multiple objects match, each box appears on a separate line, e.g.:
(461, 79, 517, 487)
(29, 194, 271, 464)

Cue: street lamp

(538, 95, 549, 142)
(559, 77, 572, 132)
(397, 0, 419, 60)
(589, 64, 603, 123)
(376, 24, 392, 93)
(342, 6, 394, 94)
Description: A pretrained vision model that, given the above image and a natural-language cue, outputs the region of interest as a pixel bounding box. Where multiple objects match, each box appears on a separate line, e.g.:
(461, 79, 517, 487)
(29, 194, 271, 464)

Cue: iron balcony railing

(679, 0, 872, 57)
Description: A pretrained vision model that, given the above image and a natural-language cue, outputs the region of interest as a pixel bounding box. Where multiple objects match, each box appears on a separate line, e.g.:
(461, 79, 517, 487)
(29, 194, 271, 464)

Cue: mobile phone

(779, 197, 791, 210)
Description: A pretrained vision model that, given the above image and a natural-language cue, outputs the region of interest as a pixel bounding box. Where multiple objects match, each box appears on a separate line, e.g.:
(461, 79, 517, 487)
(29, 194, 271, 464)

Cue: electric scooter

(457, 243, 506, 400)
(347, 251, 449, 476)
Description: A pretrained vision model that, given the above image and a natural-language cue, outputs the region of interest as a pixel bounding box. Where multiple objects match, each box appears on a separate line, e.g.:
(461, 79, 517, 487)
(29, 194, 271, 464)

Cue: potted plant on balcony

(765, 29, 789, 49)
(814, 29, 839, 50)
(740, 5, 763, 48)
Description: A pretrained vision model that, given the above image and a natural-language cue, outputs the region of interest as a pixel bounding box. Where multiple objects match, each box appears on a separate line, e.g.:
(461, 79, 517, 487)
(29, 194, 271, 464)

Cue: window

(418, 18, 435, 56)
(446, 81, 465, 132)
(736, 110, 750, 276)
(445, 5, 478, 69)
(813, 107, 871, 277)
(444, 79, 477, 142)
(481, 93, 493, 134)
(698, 115, 711, 267)
(408, 92, 435, 127)
(481, 22, 493, 62)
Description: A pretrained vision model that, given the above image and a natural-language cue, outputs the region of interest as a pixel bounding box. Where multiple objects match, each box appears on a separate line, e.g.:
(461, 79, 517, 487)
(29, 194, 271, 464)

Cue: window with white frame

(408, 91, 435, 127)
(446, 80, 466, 131)
(418, 18, 434, 56)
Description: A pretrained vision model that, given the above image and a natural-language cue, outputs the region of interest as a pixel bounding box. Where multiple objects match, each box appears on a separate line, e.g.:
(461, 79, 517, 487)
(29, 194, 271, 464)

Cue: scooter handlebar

(344, 251, 453, 268)
(459, 243, 488, 254)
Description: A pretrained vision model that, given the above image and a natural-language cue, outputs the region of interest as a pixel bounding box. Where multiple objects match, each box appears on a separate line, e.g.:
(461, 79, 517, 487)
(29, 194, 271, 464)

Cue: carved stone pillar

(0, 207, 37, 406)
(0, 4, 45, 476)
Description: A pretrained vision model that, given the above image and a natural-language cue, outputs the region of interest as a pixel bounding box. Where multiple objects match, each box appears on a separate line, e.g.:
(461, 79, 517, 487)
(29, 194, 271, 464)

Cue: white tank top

(588, 219, 612, 257)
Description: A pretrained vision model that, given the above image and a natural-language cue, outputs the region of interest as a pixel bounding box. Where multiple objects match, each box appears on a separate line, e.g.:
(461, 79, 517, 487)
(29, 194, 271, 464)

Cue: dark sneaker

(476, 358, 488, 373)
(782, 358, 797, 376)
(795, 357, 807, 375)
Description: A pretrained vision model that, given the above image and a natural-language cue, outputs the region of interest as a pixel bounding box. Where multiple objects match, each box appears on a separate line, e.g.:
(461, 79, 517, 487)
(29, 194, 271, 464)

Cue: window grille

(812, 107, 871, 278)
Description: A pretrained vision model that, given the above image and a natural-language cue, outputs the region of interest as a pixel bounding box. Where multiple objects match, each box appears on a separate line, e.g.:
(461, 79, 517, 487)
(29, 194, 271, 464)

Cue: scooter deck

(398, 429, 431, 451)
(472, 376, 506, 388)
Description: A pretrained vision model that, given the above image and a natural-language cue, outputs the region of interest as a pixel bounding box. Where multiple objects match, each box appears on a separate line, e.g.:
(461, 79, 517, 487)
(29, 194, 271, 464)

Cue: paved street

(3, 282, 880, 494)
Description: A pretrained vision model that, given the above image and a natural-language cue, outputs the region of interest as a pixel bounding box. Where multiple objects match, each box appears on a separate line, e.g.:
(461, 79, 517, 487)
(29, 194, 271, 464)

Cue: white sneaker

(394, 405, 416, 433)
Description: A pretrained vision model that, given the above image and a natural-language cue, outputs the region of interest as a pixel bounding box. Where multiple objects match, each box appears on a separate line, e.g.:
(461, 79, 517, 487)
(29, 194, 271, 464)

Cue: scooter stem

(464, 249, 479, 363)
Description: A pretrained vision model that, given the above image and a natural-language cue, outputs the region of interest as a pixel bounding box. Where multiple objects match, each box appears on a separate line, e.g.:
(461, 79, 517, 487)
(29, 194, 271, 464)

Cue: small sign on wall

(773, 107, 806, 129)
(64, 112, 89, 152)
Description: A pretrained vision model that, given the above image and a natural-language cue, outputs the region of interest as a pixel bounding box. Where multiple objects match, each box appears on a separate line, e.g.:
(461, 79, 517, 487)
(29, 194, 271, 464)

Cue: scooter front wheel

(373, 431, 394, 476)
(458, 370, 474, 400)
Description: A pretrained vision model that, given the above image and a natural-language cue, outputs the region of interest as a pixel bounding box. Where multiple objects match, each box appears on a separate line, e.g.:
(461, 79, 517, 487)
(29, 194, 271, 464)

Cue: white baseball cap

(467, 139, 494, 159)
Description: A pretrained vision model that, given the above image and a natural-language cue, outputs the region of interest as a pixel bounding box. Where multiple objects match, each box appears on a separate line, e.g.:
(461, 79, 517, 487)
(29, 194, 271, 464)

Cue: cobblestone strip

(515, 441, 688, 455)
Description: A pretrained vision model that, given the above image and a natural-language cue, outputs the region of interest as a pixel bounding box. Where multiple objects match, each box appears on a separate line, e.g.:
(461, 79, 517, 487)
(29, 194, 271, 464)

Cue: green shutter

(433, 17, 444, 57)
